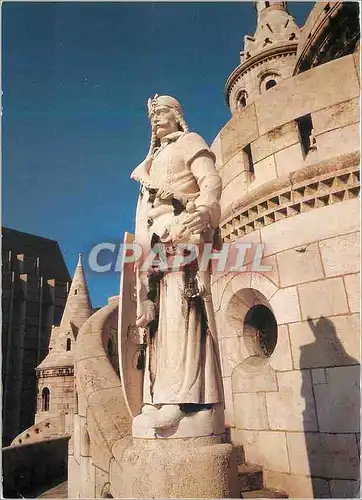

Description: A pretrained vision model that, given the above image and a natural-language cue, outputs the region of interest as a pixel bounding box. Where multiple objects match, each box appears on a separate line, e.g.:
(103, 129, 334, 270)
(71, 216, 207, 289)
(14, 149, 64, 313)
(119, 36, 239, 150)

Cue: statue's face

(152, 105, 179, 139)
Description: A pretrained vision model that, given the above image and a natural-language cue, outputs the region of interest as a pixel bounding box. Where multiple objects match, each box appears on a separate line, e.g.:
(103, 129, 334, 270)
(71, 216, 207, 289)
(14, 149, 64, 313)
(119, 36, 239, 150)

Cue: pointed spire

(243, 2, 299, 60)
(60, 253, 93, 332)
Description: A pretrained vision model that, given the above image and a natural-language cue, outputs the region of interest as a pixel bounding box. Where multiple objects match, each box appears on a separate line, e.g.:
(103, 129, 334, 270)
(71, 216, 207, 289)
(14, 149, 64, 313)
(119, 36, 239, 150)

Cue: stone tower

(225, 1, 300, 112)
(33, 254, 93, 435)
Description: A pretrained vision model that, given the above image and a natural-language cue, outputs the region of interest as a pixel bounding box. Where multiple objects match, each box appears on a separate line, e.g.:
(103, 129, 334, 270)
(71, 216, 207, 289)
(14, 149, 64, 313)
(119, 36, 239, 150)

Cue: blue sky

(2, 1, 314, 307)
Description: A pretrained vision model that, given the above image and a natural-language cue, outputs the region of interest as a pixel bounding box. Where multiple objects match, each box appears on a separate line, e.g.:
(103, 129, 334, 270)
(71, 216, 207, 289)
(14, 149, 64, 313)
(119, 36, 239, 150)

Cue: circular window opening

(265, 79, 277, 91)
(244, 304, 277, 357)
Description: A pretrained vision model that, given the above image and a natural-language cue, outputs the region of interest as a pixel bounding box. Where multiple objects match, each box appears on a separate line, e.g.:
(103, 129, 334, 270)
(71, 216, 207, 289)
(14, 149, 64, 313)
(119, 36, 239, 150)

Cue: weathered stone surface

(220, 104, 259, 163)
(312, 97, 360, 135)
(112, 438, 239, 498)
(220, 336, 249, 377)
(252, 155, 277, 187)
(234, 393, 268, 430)
(314, 365, 360, 433)
(269, 286, 301, 324)
(232, 429, 290, 473)
(250, 273, 278, 300)
(316, 123, 360, 161)
(232, 357, 277, 393)
(319, 231, 360, 277)
(255, 55, 360, 136)
(269, 325, 293, 372)
(219, 151, 246, 188)
(344, 273, 360, 313)
(263, 470, 330, 499)
(289, 314, 360, 368)
(277, 243, 324, 287)
(275, 143, 304, 177)
(210, 133, 223, 171)
(266, 371, 318, 431)
(298, 277, 349, 320)
(261, 199, 359, 257)
(220, 172, 249, 217)
(95, 467, 110, 499)
(287, 432, 360, 479)
(67, 455, 80, 499)
(223, 377, 235, 427)
(251, 121, 299, 164)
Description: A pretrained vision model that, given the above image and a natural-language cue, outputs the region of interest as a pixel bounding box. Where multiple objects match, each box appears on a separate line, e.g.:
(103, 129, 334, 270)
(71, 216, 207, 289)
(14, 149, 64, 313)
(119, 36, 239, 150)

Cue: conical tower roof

(60, 254, 93, 332)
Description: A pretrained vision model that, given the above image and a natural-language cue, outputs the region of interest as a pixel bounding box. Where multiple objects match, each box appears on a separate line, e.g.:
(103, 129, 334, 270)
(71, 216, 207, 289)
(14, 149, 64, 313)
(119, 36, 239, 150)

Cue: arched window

(236, 90, 248, 109)
(265, 79, 277, 90)
(42, 387, 50, 411)
(66, 338, 72, 351)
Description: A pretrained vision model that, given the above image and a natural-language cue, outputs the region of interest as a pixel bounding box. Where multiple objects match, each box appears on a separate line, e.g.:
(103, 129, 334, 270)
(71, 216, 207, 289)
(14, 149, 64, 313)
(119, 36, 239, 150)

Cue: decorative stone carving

(221, 165, 360, 242)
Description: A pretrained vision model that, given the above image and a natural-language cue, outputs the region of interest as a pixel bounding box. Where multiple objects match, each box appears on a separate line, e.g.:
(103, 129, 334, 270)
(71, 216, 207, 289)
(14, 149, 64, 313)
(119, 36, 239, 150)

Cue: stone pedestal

(111, 435, 239, 498)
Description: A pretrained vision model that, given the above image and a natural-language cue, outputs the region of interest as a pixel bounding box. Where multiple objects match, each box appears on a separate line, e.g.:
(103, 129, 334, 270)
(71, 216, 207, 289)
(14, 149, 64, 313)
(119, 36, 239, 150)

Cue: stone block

(67, 455, 80, 499)
(252, 155, 277, 187)
(312, 97, 360, 135)
(220, 336, 249, 377)
(298, 278, 348, 320)
(232, 357, 278, 393)
(275, 143, 304, 177)
(231, 429, 290, 473)
(234, 393, 268, 430)
(251, 121, 299, 163)
(210, 133, 223, 171)
(250, 273, 278, 300)
(316, 123, 360, 160)
(255, 55, 360, 136)
(219, 151, 246, 188)
(289, 314, 360, 368)
(287, 432, 360, 479)
(314, 365, 360, 433)
(277, 243, 324, 287)
(269, 286, 301, 324)
(222, 377, 235, 427)
(220, 104, 259, 163)
(319, 232, 360, 277)
(252, 253, 280, 286)
(344, 273, 360, 313)
(329, 479, 360, 498)
(269, 325, 293, 372)
(220, 172, 248, 217)
(261, 199, 360, 257)
(263, 470, 330, 499)
(266, 371, 318, 431)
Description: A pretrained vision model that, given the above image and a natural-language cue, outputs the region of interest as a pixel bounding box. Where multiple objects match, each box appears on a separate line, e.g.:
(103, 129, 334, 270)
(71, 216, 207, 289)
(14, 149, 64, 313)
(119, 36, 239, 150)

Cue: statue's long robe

(133, 131, 224, 405)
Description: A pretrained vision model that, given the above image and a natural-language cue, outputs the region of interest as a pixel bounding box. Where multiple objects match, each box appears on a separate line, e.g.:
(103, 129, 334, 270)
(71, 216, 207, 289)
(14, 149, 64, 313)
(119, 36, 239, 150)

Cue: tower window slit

(296, 114, 316, 156)
(243, 144, 255, 179)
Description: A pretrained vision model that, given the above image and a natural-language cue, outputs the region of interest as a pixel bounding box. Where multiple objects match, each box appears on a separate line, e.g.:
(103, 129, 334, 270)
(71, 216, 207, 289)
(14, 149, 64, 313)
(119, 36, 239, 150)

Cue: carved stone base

(132, 403, 225, 438)
(111, 435, 239, 498)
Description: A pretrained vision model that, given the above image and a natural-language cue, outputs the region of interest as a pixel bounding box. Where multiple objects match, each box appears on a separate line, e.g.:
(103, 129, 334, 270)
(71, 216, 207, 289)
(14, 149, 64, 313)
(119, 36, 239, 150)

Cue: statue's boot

(144, 404, 185, 429)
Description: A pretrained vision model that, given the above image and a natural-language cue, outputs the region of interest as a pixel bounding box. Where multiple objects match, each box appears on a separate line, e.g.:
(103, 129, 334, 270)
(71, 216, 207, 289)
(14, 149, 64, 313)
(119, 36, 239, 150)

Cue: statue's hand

(183, 208, 210, 234)
(136, 299, 156, 328)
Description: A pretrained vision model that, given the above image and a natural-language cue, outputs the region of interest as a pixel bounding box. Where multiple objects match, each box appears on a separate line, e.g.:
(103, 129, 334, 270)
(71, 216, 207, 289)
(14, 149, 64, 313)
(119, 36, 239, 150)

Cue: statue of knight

(130, 94, 224, 432)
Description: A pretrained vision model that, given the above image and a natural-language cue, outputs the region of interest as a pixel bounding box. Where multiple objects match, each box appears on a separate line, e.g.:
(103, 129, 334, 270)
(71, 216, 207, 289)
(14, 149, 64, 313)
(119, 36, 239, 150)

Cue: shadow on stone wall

(301, 316, 360, 498)
(2, 436, 69, 498)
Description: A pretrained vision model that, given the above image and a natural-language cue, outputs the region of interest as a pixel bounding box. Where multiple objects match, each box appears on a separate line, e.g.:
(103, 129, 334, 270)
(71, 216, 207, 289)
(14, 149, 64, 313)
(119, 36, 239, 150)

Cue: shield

(118, 231, 144, 418)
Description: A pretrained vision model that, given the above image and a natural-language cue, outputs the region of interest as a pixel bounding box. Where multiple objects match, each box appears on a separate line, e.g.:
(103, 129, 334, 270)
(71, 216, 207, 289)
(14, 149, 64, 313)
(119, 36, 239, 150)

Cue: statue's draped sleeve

(182, 132, 222, 229)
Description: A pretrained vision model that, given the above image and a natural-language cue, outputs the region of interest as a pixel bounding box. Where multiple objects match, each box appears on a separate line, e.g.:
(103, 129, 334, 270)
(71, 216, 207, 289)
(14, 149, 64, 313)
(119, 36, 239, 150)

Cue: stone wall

(69, 300, 132, 499)
(211, 52, 360, 499)
(212, 53, 360, 229)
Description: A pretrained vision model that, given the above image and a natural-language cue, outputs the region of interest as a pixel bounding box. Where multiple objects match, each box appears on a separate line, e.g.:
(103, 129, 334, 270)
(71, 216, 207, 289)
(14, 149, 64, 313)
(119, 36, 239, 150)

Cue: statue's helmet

(147, 94, 184, 119)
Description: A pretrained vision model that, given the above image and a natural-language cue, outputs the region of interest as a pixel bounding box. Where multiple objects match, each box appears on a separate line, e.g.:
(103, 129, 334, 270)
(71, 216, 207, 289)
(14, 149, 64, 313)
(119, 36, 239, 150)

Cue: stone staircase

(234, 443, 289, 499)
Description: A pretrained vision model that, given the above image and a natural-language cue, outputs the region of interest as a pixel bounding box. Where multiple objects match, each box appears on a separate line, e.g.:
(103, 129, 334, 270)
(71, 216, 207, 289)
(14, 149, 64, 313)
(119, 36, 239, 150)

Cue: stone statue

(130, 95, 224, 433)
